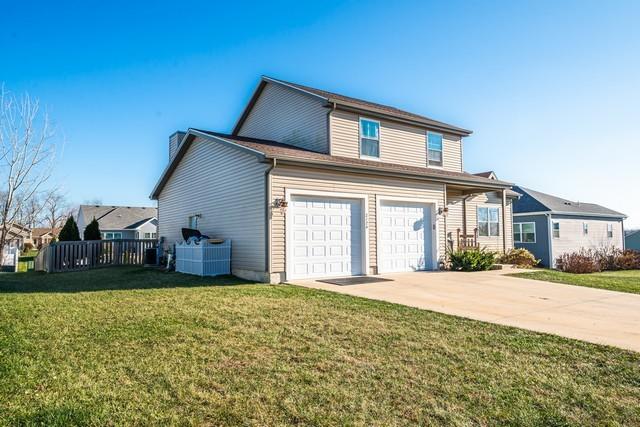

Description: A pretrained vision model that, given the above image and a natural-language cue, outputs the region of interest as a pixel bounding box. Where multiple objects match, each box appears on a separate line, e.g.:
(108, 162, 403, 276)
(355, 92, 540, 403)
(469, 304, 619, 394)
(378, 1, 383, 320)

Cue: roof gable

(232, 76, 472, 136)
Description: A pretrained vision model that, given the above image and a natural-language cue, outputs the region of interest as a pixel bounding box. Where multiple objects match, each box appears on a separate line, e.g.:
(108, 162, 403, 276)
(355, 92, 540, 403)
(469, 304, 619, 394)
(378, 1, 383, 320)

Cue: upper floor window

(607, 223, 613, 238)
(478, 207, 500, 237)
(553, 222, 560, 238)
(583, 222, 589, 235)
(427, 132, 443, 167)
(359, 118, 380, 159)
(514, 222, 536, 243)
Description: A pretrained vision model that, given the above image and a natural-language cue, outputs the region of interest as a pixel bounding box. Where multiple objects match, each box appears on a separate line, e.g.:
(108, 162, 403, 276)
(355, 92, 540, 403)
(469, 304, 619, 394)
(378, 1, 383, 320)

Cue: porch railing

(35, 239, 157, 273)
(457, 228, 479, 250)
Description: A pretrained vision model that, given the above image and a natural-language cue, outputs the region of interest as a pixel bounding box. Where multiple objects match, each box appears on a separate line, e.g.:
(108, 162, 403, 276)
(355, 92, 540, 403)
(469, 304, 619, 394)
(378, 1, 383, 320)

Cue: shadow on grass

(0, 266, 254, 293)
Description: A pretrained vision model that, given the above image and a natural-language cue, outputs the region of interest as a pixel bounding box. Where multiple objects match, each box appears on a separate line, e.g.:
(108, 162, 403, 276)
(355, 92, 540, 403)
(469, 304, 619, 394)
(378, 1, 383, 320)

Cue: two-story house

(151, 76, 517, 282)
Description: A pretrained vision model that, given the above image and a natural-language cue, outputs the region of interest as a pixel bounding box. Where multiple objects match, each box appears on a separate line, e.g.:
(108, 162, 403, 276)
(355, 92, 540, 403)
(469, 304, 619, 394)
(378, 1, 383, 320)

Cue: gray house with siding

(77, 205, 158, 240)
(152, 76, 518, 283)
(512, 186, 626, 267)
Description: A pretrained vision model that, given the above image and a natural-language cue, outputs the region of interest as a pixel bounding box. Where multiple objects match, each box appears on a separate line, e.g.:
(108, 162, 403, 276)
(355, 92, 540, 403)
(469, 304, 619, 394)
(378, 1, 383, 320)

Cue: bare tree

(43, 190, 71, 232)
(18, 194, 45, 229)
(0, 85, 58, 263)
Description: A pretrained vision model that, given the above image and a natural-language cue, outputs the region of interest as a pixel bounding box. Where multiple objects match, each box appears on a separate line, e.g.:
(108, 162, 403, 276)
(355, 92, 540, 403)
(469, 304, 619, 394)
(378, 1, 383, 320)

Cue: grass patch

(511, 269, 640, 295)
(1, 267, 639, 425)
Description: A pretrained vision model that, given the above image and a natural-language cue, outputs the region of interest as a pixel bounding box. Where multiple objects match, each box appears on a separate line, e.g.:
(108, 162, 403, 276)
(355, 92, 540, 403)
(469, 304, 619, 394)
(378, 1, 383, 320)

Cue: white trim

(284, 188, 369, 280)
(513, 221, 536, 244)
(359, 117, 381, 160)
(513, 211, 627, 219)
(375, 196, 440, 273)
(546, 213, 554, 267)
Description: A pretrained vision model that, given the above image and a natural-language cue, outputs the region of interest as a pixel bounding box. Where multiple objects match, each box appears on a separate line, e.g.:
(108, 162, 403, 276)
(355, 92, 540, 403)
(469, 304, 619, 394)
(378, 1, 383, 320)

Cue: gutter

(270, 157, 513, 190)
(264, 158, 277, 276)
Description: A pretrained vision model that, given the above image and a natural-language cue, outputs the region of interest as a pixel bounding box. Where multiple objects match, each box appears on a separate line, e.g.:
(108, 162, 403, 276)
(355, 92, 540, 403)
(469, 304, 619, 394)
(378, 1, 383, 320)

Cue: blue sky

(2, 0, 639, 226)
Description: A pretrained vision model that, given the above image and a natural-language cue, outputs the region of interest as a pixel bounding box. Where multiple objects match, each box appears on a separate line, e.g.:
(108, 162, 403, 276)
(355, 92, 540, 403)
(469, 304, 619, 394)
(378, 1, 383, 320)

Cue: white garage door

(289, 195, 363, 279)
(379, 200, 433, 273)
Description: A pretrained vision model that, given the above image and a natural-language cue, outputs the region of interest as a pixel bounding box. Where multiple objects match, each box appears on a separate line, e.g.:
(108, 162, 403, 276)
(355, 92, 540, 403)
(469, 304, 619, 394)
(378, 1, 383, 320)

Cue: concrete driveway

(294, 269, 640, 352)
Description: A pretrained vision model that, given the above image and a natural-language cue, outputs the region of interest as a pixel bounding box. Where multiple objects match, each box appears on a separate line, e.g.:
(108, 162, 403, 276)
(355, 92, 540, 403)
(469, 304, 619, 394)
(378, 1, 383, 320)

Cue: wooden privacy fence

(35, 239, 157, 273)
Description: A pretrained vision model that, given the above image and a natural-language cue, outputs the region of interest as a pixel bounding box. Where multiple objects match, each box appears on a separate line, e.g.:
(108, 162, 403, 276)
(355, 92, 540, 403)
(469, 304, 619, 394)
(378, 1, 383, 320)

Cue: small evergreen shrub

(498, 248, 539, 268)
(448, 248, 496, 272)
(556, 249, 600, 274)
(83, 218, 102, 241)
(58, 216, 81, 241)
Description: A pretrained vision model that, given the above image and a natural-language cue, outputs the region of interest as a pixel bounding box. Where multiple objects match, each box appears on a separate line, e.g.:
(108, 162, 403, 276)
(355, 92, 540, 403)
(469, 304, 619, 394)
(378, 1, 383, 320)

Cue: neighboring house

(512, 186, 626, 267)
(151, 76, 518, 283)
(2, 223, 31, 249)
(31, 227, 61, 248)
(76, 205, 158, 240)
(626, 230, 640, 250)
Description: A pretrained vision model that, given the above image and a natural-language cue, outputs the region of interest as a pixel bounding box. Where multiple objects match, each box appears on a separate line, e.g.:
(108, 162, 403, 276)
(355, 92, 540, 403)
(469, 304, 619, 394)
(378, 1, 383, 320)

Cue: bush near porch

(447, 248, 496, 271)
(1, 267, 639, 425)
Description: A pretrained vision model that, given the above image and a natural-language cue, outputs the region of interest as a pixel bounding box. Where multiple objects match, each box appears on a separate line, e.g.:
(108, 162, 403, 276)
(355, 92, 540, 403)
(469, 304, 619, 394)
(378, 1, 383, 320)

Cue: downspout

(546, 213, 553, 268)
(264, 158, 276, 280)
(501, 189, 507, 253)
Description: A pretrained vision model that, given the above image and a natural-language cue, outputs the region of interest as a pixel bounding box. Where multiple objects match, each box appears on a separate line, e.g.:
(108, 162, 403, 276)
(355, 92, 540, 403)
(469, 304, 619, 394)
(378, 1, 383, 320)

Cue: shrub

(498, 248, 539, 268)
(83, 218, 102, 241)
(615, 249, 640, 270)
(58, 216, 81, 241)
(556, 249, 600, 274)
(448, 248, 496, 272)
(593, 246, 622, 271)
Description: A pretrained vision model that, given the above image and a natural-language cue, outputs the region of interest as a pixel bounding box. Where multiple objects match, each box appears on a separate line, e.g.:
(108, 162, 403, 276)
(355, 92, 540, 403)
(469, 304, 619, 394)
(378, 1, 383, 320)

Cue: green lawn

(1, 268, 639, 426)
(511, 269, 640, 295)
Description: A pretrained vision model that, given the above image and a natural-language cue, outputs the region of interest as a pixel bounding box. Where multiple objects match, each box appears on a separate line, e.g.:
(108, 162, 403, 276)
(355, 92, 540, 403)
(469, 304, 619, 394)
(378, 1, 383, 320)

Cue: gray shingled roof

(513, 186, 626, 218)
(79, 205, 157, 230)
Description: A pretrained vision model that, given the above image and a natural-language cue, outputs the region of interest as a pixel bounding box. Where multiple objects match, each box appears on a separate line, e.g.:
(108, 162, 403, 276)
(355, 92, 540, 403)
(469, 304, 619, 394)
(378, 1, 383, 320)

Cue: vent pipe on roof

(169, 131, 187, 161)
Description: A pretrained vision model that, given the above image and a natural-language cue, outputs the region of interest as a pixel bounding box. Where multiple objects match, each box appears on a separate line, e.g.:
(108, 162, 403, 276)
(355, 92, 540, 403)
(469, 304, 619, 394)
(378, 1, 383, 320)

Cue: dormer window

(427, 132, 443, 167)
(359, 118, 380, 159)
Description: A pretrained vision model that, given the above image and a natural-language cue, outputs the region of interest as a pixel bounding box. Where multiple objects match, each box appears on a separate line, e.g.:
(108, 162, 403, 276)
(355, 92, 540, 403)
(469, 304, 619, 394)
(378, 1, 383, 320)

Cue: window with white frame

(552, 222, 560, 238)
(103, 232, 122, 240)
(514, 222, 536, 243)
(583, 222, 589, 235)
(143, 232, 157, 239)
(607, 223, 613, 238)
(359, 118, 380, 158)
(477, 206, 500, 237)
(188, 215, 199, 229)
(427, 132, 443, 167)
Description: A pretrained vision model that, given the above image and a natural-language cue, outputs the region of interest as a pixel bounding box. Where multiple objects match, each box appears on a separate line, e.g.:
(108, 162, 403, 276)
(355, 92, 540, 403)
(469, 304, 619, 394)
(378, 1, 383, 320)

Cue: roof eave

(330, 100, 473, 137)
(268, 155, 512, 189)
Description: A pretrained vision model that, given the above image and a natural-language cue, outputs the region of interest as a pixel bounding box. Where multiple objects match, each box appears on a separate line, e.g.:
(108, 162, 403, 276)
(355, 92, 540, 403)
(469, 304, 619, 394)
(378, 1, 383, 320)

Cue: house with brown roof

(151, 76, 518, 282)
(31, 227, 61, 248)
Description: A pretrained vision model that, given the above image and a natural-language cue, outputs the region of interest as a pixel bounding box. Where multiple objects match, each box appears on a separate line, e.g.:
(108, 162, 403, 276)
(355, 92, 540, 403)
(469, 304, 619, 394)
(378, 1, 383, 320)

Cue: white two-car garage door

(288, 195, 363, 280)
(378, 200, 434, 273)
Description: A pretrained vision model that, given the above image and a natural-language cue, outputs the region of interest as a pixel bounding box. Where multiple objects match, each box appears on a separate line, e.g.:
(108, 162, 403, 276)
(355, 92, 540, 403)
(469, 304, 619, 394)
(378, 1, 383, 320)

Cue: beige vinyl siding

(442, 135, 463, 172)
(329, 109, 463, 172)
(550, 217, 624, 259)
(446, 190, 513, 253)
(157, 136, 267, 272)
(238, 82, 329, 153)
(270, 165, 446, 275)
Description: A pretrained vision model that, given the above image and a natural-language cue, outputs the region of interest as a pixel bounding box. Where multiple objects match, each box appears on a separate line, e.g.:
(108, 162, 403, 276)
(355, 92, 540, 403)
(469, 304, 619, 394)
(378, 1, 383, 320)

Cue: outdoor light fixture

(273, 199, 288, 209)
(438, 207, 449, 217)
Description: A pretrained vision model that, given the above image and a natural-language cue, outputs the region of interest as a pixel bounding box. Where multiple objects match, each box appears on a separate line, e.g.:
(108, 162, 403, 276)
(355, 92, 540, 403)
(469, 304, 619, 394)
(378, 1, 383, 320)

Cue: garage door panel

(379, 200, 434, 273)
(289, 195, 363, 279)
